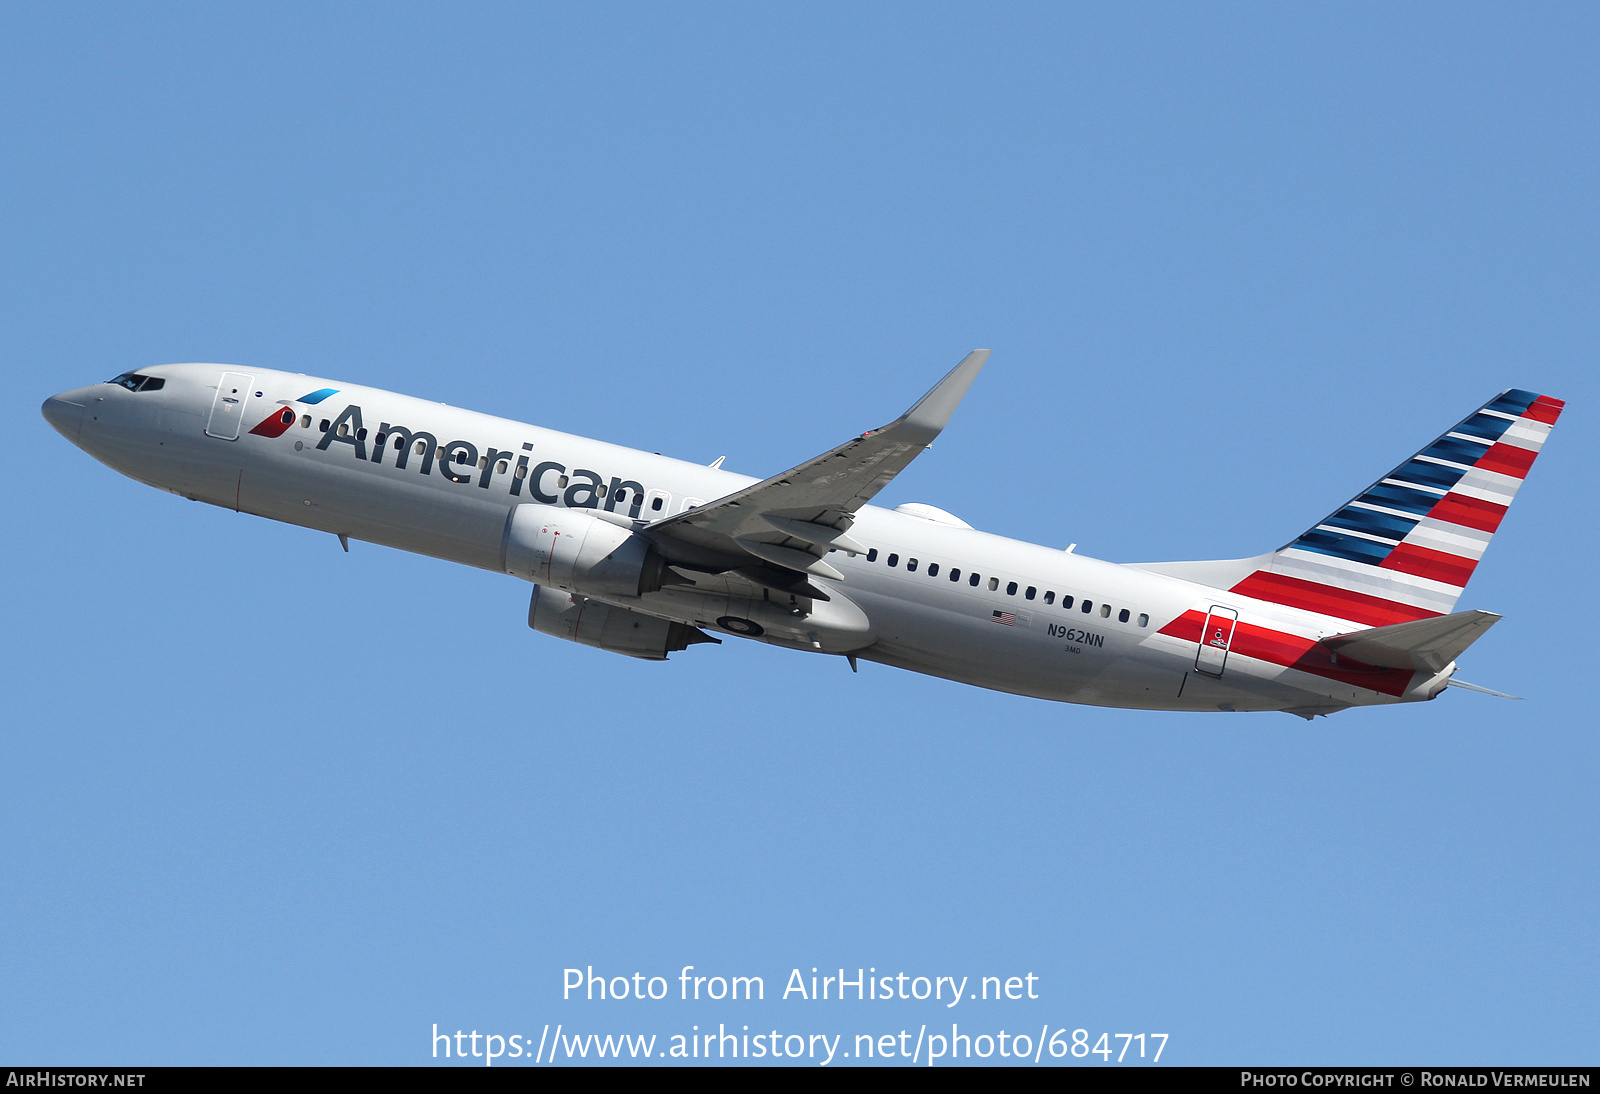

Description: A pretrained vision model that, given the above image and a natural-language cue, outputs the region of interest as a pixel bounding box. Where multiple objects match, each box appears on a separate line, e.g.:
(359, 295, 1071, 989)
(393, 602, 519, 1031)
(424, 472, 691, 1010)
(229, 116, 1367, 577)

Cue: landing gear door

(1195, 605, 1239, 677)
(206, 372, 256, 440)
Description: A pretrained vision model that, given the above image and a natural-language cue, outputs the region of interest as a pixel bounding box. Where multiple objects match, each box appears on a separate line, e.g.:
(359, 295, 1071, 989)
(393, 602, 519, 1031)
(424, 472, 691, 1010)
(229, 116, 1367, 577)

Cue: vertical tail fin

(1226, 389, 1565, 626)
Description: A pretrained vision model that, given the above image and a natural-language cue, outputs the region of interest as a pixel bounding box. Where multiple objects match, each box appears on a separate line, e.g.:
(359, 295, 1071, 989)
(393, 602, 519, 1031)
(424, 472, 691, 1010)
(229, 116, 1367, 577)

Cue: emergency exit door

(1194, 605, 1239, 676)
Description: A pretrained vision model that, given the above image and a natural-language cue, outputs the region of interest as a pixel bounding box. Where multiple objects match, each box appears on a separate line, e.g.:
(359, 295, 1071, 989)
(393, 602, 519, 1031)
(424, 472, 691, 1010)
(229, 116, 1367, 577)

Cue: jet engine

(501, 503, 675, 599)
(528, 585, 716, 660)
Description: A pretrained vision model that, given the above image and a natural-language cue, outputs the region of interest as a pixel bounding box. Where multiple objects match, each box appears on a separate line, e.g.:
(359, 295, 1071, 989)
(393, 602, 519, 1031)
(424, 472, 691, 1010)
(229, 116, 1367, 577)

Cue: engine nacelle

(528, 585, 713, 660)
(501, 503, 672, 598)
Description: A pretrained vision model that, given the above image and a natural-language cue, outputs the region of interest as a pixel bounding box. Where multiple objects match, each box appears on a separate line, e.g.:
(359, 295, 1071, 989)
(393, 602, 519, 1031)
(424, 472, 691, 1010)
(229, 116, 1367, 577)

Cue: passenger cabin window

(414, 440, 426, 455)
(866, 548, 877, 562)
(319, 419, 330, 432)
(1061, 595, 1074, 609)
(949, 568, 961, 581)
(969, 573, 980, 587)
(1006, 581, 1018, 596)
(1100, 603, 1112, 618)
(356, 428, 367, 441)
(653, 496, 664, 510)
(1082, 599, 1093, 614)
(887, 554, 899, 567)
(302, 415, 312, 428)
(497, 461, 509, 474)
(1137, 613, 1149, 627)
(1025, 586, 1037, 600)
(927, 563, 939, 577)
(906, 558, 918, 572)
(1044, 591, 1055, 605)
(1118, 608, 1130, 623)
(988, 577, 999, 592)
(516, 465, 528, 479)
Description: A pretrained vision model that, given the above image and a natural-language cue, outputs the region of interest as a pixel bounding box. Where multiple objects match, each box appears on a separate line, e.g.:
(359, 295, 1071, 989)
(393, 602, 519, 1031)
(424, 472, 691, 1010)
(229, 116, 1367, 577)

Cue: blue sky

(2, 3, 1595, 1066)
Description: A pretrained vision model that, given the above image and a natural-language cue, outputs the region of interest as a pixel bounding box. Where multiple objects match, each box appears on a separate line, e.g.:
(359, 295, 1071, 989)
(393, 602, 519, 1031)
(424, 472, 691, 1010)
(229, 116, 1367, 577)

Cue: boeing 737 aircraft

(42, 354, 1562, 718)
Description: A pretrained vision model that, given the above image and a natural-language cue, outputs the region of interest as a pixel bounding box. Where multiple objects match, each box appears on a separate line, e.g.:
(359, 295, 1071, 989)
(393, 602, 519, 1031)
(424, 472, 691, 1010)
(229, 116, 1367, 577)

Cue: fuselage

(42, 363, 1450, 715)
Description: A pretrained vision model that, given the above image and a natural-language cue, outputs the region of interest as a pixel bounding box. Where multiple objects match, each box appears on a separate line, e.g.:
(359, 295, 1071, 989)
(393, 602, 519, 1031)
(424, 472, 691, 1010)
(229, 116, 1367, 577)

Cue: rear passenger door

(1194, 605, 1238, 676)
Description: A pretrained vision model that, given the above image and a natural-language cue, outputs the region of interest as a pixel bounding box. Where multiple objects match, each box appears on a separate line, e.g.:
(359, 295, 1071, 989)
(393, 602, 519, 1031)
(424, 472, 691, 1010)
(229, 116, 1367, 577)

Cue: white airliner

(42, 354, 1562, 718)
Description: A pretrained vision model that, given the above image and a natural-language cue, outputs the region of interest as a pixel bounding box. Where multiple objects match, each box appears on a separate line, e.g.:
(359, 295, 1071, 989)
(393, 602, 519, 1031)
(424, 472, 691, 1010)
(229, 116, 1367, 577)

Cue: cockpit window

(107, 372, 164, 392)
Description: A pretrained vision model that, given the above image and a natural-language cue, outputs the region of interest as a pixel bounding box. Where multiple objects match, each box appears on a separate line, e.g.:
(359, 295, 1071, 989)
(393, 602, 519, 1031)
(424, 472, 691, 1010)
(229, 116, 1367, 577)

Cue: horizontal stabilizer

(1321, 609, 1501, 673)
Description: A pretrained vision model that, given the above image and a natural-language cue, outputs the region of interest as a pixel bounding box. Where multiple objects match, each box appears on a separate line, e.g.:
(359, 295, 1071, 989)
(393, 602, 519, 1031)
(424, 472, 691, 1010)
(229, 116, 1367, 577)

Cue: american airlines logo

(267, 401, 657, 517)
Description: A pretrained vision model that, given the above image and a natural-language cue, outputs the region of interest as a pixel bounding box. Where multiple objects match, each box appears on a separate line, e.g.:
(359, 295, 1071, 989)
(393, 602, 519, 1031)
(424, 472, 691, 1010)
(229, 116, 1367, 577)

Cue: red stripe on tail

(1474, 442, 1536, 479)
(1229, 571, 1439, 627)
(1160, 609, 1411, 697)
(1379, 543, 1476, 587)
(1428, 492, 1508, 534)
(1523, 396, 1564, 425)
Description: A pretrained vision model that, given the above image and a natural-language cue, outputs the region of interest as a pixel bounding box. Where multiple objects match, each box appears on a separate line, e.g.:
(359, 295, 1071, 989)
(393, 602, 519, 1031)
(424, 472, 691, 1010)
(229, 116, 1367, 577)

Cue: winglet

(889, 349, 990, 445)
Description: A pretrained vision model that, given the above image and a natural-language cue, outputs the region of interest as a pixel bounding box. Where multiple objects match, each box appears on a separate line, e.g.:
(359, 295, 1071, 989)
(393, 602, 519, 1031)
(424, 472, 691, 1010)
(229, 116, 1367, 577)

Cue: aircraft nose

(42, 391, 87, 442)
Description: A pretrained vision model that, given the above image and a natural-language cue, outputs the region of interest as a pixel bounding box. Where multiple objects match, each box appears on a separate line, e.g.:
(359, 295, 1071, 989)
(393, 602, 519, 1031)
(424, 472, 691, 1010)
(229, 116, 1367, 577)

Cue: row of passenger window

(860, 547, 1149, 627)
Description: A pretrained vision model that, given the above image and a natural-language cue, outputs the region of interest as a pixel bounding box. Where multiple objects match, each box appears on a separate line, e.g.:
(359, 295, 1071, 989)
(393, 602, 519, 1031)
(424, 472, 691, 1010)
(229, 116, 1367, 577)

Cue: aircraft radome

(43, 354, 1562, 717)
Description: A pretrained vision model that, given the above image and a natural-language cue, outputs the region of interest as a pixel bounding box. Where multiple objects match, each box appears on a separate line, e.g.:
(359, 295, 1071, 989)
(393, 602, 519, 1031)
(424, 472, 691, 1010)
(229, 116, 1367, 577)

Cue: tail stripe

(1380, 543, 1477, 586)
(1321, 507, 1419, 540)
(1523, 396, 1563, 424)
(1366, 481, 1446, 514)
(1483, 390, 1539, 416)
(1229, 389, 1563, 627)
(1451, 412, 1519, 443)
(1159, 608, 1412, 697)
(1476, 443, 1537, 479)
(1294, 530, 1391, 567)
(1419, 435, 1493, 465)
(1227, 572, 1437, 628)
(1427, 493, 1508, 534)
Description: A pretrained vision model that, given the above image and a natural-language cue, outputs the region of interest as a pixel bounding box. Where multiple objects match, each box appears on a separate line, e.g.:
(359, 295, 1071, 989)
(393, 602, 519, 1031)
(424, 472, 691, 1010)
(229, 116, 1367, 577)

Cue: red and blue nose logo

(249, 406, 298, 438)
(247, 389, 338, 438)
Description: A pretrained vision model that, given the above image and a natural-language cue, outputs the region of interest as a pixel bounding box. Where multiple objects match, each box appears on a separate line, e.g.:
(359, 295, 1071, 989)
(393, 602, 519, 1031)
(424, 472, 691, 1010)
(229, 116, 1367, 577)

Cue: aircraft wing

(643, 350, 989, 595)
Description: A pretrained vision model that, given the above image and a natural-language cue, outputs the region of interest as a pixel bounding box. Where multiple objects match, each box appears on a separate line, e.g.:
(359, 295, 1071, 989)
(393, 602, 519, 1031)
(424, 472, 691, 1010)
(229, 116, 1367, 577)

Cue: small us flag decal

(992, 610, 1016, 626)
